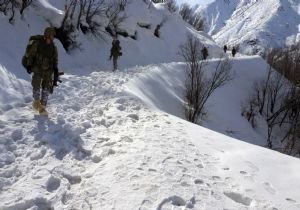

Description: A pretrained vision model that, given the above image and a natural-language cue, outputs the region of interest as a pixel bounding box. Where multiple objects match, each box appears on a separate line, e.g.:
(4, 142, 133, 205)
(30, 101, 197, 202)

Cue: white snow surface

(1, 61, 300, 210)
(1, 0, 300, 210)
(197, 0, 300, 54)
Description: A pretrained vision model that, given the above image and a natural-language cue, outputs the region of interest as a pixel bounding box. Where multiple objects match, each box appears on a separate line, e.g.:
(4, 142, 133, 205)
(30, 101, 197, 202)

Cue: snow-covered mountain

(197, 0, 300, 54)
(0, 0, 223, 80)
(1, 0, 300, 209)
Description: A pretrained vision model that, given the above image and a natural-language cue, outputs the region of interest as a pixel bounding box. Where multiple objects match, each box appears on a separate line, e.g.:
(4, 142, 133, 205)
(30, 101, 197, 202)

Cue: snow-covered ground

(197, 0, 300, 54)
(1, 0, 300, 209)
(1, 62, 300, 210)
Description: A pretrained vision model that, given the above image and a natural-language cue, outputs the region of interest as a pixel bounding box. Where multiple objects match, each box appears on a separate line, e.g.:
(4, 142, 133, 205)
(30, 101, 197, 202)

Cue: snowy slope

(0, 0, 223, 80)
(197, 0, 300, 54)
(1, 63, 300, 210)
(126, 56, 267, 145)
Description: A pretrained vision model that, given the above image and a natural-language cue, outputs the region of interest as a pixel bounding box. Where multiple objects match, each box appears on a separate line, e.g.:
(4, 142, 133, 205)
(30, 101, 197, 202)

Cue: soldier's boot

(32, 89, 41, 111)
(39, 89, 49, 116)
(32, 100, 42, 111)
(38, 105, 48, 116)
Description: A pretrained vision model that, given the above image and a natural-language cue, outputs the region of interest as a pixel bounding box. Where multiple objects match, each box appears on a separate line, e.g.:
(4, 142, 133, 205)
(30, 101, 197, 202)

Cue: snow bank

(126, 56, 270, 146)
(0, 65, 31, 111)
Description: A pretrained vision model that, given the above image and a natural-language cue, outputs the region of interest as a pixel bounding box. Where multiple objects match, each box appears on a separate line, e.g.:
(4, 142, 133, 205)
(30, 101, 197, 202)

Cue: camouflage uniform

(26, 28, 58, 108)
(232, 47, 237, 57)
(110, 40, 122, 71)
(201, 47, 208, 60)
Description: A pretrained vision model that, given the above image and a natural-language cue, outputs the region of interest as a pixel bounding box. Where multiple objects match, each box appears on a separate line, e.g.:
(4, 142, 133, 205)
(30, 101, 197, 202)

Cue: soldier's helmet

(44, 27, 56, 37)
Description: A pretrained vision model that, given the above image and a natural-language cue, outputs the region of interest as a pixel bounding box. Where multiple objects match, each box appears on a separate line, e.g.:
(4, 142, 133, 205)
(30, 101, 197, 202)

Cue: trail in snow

(1, 63, 299, 210)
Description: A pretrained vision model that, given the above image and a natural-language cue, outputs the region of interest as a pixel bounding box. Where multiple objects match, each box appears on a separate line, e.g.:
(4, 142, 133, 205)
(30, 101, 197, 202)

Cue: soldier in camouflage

(25, 27, 58, 115)
(109, 39, 122, 71)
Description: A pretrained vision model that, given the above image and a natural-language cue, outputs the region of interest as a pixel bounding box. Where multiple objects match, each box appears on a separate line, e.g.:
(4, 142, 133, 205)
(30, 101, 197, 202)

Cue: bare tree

(179, 3, 205, 31)
(154, 16, 168, 38)
(189, 12, 205, 31)
(105, 0, 128, 37)
(166, 0, 178, 13)
(20, 0, 32, 15)
(241, 95, 258, 127)
(243, 44, 300, 154)
(0, 0, 32, 23)
(266, 43, 300, 83)
(57, 0, 107, 51)
(180, 35, 232, 123)
(179, 3, 192, 21)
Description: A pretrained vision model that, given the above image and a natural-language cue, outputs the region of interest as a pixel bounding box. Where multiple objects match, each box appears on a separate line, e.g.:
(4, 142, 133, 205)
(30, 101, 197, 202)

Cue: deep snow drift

(197, 0, 300, 54)
(127, 56, 268, 146)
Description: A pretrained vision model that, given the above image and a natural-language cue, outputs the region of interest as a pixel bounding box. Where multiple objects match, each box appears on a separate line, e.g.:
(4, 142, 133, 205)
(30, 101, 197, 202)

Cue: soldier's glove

(26, 66, 32, 74)
(53, 71, 64, 86)
(53, 69, 59, 86)
(53, 79, 58, 87)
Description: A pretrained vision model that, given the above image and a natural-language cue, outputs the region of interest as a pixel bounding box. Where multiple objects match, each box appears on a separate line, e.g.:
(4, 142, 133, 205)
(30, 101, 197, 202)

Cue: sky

(176, 0, 215, 6)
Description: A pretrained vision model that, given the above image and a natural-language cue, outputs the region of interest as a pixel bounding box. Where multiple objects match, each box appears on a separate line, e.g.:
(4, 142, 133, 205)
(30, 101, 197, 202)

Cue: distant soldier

(109, 39, 122, 71)
(232, 46, 237, 57)
(22, 27, 59, 115)
(223, 45, 228, 53)
(201, 46, 209, 60)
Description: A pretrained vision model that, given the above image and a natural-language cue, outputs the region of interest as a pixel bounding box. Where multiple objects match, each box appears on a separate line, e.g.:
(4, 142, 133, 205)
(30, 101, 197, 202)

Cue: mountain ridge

(197, 0, 300, 54)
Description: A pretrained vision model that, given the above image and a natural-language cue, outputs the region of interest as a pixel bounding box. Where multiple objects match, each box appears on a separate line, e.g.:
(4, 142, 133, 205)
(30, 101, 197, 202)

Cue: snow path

(0, 65, 300, 210)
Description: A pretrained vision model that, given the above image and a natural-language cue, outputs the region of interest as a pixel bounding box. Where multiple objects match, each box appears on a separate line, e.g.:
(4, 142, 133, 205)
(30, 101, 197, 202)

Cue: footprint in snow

(46, 176, 61, 192)
(61, 192, 74, 205)
(139, 198, 154, 210)
(30, 147, 46, 160)
(7, 198, 53, 210)
(120, 136, 133, 143)
(11, 129, 23, 141)
(62, 173, 82, 185)
(156, 195, 195, 210)
(194, 179, 204, 185)
(240, 171, 247, 175)
(245, 161, 259, 173)
(211, 176, 222, 181)
(115, 98, 126, 104)
(1, 104, 13, 112)
(286, 198, 297, 203)
(91, 148, 115, 163)
(117, 105, 126, 111)
(13, 102, 27, 108)
(127, 114, 139, 121)
(262, 182, 276, 195)
(239, 170, 255, 182)
(224, 191, 253, 206)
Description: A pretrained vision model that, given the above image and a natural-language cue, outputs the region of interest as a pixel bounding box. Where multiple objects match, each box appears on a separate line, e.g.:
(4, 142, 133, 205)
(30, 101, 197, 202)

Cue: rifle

(50, 71, 64, 94)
